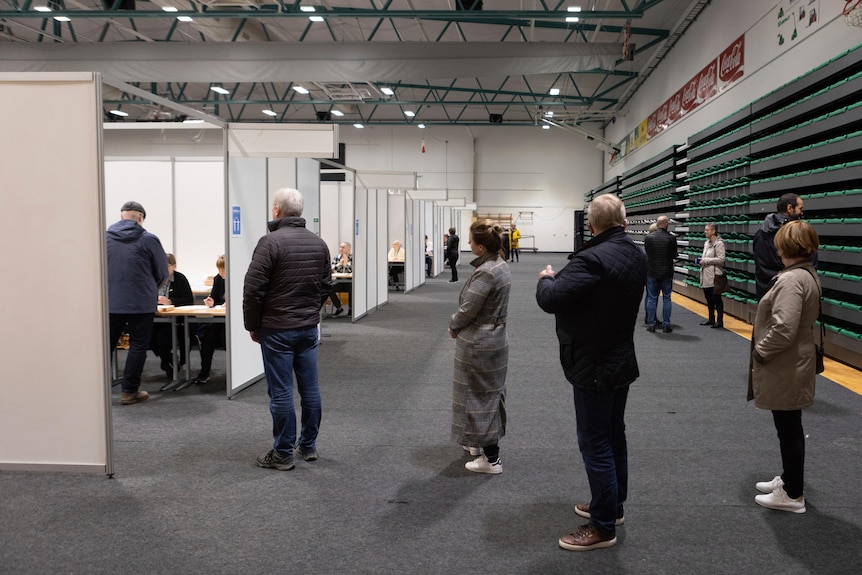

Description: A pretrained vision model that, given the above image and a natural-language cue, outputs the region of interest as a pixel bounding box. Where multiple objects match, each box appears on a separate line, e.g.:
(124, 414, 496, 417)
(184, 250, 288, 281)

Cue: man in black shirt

(643, 215, 678, 333)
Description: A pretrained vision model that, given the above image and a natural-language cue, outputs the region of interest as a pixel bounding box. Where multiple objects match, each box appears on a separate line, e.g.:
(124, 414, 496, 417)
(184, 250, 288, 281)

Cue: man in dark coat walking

(643, 215, 678, 333)
(536, 193, 647, 552)
(446, 226, 460, 282)
(106, 201, 168, 406)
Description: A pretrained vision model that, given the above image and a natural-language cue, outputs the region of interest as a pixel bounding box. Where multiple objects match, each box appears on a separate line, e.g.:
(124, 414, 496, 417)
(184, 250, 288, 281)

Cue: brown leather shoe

(559, 524, 617, 551)
(574, 503, 625, 525)
(120, 391, 149, 405)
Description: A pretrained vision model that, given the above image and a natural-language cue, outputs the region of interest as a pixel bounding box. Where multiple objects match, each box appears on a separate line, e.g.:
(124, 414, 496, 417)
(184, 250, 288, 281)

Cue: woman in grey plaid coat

(448, 220, 512, 474)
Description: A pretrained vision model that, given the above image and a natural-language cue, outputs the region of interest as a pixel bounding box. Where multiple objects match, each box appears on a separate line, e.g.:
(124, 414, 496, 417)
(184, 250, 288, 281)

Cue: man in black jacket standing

(243, 188, 333, 471)
(446, 226, 460, 282)
(643, 215, 679, 333)
(753, 193, 804, 300)
(536, 193, 647, 551)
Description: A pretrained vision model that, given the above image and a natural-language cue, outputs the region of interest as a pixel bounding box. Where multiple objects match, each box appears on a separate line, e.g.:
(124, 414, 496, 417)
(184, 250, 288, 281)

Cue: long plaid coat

(449, 253, 511, 447)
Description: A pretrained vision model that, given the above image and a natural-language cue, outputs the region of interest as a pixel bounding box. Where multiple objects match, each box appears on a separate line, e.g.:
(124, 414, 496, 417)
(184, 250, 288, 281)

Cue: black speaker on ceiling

(104, 0, 135, 10)
(316, 111, 332, 121)
(489, 113, 503, 124)
(456, 0, 483, 10)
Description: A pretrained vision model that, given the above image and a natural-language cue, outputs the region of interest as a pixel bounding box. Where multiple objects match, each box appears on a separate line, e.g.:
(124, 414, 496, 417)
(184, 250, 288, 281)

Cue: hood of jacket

(107, 219, 146, 242)
(759, 212, 789, 234)
(268, 215, 307, 233)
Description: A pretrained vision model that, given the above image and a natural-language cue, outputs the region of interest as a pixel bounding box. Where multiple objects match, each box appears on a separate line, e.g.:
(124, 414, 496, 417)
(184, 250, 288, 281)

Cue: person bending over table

(152, 253, 193, 378)
(195, 254, 226, 384)
(328, 241, 352, 316)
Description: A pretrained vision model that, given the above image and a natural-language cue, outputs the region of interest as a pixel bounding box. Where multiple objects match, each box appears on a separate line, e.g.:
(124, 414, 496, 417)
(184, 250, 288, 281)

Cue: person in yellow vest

(509, 224, 522, 262)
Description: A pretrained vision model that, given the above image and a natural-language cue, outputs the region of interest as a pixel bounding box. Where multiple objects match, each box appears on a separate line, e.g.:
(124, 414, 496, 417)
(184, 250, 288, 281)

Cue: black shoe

(700, 320, 715, 326)
(256, 449, 295, 471)
(333, 307, 344, 317)
(662, 325, 673, 333)
(295, 444, 318, 462)
(448, 279, 458, 283)
(194, 374, 210, 385)
(711, 323, 724, 329)
(647, 325, 656, 333)
(160, 360, 173, 379)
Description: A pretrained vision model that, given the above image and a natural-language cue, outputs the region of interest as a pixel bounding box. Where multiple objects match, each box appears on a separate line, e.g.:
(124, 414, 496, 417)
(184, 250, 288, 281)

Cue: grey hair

(705, 222, 718, 234)
(273, 188, 304, 217)
(587, 193, 626, 233)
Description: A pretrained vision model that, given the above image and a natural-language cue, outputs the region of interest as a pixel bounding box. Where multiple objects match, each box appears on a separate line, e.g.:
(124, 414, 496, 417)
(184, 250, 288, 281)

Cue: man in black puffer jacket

(536, 193, 647, 552)
(243, 188, 333, 471)
(643, 215, 678, 333)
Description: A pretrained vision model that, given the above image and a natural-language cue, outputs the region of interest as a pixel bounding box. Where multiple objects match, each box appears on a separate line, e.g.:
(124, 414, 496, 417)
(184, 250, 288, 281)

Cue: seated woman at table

(328, 242, 352, 316)
(388, 240, 405, 289)
(152, 253, 194, 379)
(195, 254, 226, 384)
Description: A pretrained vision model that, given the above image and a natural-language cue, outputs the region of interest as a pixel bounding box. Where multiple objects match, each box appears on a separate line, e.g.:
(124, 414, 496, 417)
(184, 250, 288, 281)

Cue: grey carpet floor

(2, 252, 861, 574)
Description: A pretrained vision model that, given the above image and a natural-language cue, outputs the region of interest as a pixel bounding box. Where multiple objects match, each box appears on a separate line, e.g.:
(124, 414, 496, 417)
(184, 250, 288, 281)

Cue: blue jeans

(573, 384, 629, 534)
(109, 313, 155, 394)
(260, 326, 322, 458)
(645, 276, 673, 327)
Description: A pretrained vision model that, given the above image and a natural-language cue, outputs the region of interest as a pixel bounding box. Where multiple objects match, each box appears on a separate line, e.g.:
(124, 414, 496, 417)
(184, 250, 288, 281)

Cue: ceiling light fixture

(293, 86, 310, 94)
(109, 110, 129, 117)
(542, 125, 551, 130)
(353, 123, 365, 129)
(183, 118, 205, 124)
(177, 16, 193, 22)
(418, 123, 426, 129)
(567, 6, 582, 12)
(210, 86, 230, 95)
(300, 6, 316, 12)
(262, 109, 278, 117)
(380, 87, 395, 96)
(161, 6, 178, 12)
(549, 88, 560, 96)
(330, 110, 344, 117)
(404, 111, 416, 118)
(33, 6, 52, 12)
(309, 16, 324, 22)
(566, 16, 579, 22)
(53, 15, 71, 21)
(545, 111, 554, 117)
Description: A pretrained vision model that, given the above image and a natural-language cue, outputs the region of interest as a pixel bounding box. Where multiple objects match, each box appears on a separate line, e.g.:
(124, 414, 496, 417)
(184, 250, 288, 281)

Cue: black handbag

(713, 272, 728, 294)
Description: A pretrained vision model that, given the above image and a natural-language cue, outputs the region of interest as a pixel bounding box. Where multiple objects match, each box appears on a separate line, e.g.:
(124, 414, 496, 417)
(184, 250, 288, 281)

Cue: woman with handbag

(699, 223, 726, 328)
(748, 220, 821, 513)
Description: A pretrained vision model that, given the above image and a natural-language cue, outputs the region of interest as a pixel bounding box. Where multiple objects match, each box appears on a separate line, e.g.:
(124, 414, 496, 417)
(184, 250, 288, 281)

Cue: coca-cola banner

(613, 35, 745, 162)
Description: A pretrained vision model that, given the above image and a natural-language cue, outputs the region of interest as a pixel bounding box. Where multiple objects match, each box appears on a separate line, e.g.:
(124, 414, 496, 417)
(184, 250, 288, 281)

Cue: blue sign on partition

(231, 206, 241, 237)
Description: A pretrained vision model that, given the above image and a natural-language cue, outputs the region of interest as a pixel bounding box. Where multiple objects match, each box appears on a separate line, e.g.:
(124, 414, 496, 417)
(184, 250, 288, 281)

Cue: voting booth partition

(0, 73, 112, 473)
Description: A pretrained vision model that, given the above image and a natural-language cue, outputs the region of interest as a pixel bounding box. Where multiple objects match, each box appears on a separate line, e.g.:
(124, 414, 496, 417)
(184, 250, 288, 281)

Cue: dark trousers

(449, 256, 458, 281)
(510, 248, 519, 262)
(573, 384, 630, 534)
(703, 287, 724, 324)
(152, 320, 187, 367)
(772, 409, 805, 498)
(109, 313, 154, 394)
(197, 324, 225, 378)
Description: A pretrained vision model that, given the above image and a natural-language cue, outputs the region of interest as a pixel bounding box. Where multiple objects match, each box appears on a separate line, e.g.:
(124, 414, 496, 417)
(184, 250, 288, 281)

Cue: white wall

(605, 0, 861, 178)
(341, 124, 602, 252)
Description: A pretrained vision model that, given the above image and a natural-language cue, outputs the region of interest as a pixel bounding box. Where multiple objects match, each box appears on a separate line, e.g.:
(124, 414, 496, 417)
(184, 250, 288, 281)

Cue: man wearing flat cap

(107, 201, 168, 405)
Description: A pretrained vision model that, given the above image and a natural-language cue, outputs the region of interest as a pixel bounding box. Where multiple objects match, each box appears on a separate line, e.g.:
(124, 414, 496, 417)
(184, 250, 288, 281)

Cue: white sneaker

(755, 486, 806, 514)
(462, 445, 482, 456)
(465, 455, 502, 475)
(756, 475, 784, 494)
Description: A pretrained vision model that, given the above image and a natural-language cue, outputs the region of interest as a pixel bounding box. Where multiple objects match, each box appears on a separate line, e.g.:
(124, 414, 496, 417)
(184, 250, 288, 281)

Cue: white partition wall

(376, 189, 390, 306)
(226, 156, 268, 396)
(353, 187, 369, 318)
(104, 160, 173, 249)
(0, 73, 111, 473)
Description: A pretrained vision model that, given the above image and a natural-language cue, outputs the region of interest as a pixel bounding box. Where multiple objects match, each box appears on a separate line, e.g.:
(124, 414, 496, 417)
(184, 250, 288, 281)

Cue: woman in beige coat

(448, 220, 511, 475)
(749, 220, 821, 514)
(699, 223, 726, 328)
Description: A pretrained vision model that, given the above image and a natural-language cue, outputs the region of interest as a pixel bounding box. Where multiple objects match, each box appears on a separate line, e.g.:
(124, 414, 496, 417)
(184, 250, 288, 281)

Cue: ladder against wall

(587, 45, 862, 371)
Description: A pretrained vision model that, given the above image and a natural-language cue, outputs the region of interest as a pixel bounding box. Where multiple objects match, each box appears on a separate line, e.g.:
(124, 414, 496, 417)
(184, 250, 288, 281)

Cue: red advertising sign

(719, 34, 745, 90)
